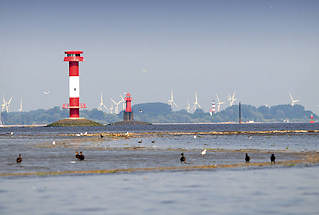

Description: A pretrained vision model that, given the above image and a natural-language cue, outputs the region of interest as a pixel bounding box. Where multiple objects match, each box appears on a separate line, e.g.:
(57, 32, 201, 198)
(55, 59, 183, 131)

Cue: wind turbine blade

(289, 93, 293, 101)
(8, 97, 12, 105)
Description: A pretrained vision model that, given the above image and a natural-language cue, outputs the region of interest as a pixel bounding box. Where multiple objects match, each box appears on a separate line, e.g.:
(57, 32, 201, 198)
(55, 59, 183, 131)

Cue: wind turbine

(192, 92, 201, 112)
(216, 94, 224, 112)
(2, 97, 13, 112)
(19, 98, 23, 112)
(0, 112, 2, 126)
(289, 93, 300, 106)
(168, 90, 178, 110)
(97, 93, 108, 112)
(120, 95, 125, 111)
(111, 98, 123, 114)
(1, 98, 5, 112)
(109, 104, 114, 114)
(227, 92, 236, 106)
(186, 100, 192, 113)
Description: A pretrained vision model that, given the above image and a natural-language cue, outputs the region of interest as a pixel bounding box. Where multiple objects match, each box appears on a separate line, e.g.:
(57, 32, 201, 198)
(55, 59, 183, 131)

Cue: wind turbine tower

(97, 93, 108, 112)
(111, 97, 123, 114)
(227, 92, 236, 106)
(168, 90, 178, 110)
(216, 94, 224, 112)
(289, 93, 300, 106)
(2, 97, 12, 112)
(192, 92, 201, 112)
(19, 98, 23, 112)
(186, 100, 192, 113)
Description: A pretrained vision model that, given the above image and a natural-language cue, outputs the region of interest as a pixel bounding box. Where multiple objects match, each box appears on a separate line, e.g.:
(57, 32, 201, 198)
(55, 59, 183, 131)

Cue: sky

(0, 0, 319, 113)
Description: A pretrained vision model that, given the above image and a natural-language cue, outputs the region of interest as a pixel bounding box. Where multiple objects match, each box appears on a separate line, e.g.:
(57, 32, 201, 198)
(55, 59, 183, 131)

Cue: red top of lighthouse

(125, 93, 132, 112)
(64, 50, 84, 62)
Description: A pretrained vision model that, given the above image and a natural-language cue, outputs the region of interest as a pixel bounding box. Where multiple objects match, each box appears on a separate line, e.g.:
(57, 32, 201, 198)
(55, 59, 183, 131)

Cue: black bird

(245, 153, 250, 163)
(270, 153, 276, 164)
(138, 140, 142, 143)
(100, 134, 104, 138)
(16, 154, 22, 163)
(180, 153, 186, 163)
(78, 152, 85, 161)
(151, 140, 155, 143)
(75, 151, 80, 160)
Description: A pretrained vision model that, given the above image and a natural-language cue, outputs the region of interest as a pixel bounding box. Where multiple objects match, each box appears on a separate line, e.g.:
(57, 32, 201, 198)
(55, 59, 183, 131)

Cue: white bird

(43, 90, 50, 95)
(201, 149, 207, 156)
(10, 132, 14, 136)
(76, 133, 81, 137)
(84, 132, 88, 136)
(70, 161, 76, 164)
(52, 141, 56, 145)
(193, 135, 197, 139)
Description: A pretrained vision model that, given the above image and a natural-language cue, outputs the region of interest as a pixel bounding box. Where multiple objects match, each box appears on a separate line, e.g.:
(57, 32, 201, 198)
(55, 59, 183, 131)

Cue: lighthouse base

(123, 112, 134, 121)
(47, 118, 103, 127)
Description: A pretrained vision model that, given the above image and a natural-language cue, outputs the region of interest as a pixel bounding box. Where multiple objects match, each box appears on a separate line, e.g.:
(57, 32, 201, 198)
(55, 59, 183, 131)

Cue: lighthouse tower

(62, 51, 87, 118)
(123, 93, 134, 121)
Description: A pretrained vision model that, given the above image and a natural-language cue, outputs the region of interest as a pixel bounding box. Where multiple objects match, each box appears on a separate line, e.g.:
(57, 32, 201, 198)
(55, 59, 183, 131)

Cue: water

(0, 123, 319, 214)
(1, 167, 319, 215)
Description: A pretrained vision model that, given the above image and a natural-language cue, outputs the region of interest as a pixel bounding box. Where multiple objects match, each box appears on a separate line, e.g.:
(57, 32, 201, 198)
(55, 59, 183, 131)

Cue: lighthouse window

(74, 88, 76, 91)
(67, 54, 81, 57)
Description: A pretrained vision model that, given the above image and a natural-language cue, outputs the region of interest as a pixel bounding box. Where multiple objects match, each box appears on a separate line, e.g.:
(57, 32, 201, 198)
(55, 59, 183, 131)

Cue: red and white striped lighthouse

(62, 51, 87, 118)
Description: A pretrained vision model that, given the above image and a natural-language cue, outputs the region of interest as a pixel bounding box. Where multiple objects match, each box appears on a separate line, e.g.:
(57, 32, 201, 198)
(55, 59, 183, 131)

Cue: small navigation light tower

(62, 51, 87, 118)
(123, 93, 133, 121)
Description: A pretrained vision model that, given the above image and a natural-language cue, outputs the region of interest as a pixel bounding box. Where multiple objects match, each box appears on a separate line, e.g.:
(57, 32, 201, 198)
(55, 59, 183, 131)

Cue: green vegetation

(0, 103, 317, 125)
(47, 118, 103, 127)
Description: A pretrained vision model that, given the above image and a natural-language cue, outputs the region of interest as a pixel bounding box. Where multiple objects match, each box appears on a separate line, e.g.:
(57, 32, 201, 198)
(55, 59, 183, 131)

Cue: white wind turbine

(0, 111, 2, 126)
(120, 95, 126, 111)
(2, 97, 13, 112)
(111, 97, 123, 114)
(289, 93, 300, 106)
(19, 98, 23, 112)
(186, 100, 192, 113)
(97, 93, 108, 112)
(216, 94, 224, 112)
(109, 104, 114, 114)
(192, 92, 201, 112)
(168, 90, 178, 110)
(227, 92, 236, 106)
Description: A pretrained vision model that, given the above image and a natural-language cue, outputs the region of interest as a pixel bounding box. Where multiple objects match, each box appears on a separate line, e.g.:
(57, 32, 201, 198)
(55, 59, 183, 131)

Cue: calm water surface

(0, 167, 319, 215)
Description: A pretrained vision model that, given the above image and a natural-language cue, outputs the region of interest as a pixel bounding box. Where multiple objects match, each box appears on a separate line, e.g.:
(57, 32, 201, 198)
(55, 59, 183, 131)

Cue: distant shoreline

(0, 121, 317, 128)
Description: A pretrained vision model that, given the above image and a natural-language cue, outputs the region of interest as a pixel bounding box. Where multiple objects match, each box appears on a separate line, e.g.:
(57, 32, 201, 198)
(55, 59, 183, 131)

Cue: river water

(0, 123, 319, 214)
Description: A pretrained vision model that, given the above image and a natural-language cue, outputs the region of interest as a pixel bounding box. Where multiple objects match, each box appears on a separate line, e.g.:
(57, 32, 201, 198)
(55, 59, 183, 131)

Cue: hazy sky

(1, 0, 318, 113)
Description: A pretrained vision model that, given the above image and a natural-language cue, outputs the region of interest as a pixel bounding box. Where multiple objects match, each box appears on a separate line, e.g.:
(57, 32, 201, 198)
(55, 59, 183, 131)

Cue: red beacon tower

(62, 51, 87, 118)
(123, 93, 134, 121)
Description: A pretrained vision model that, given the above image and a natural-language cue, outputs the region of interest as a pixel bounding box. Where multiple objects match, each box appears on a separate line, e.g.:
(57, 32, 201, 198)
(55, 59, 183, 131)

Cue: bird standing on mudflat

(180, 153, 186, 163)
(270, 153, 276, 164)
(79, 152, 85, 161)
(75, 152, 80, 160)
(16, 154, 22, 163)
(245, 153, 250, 163)
(201, 149, 207, 156)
